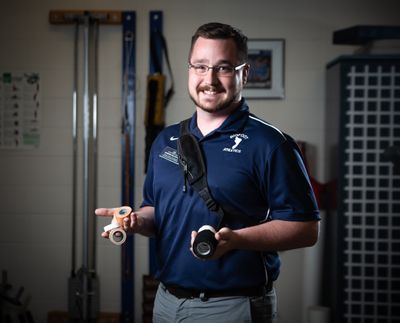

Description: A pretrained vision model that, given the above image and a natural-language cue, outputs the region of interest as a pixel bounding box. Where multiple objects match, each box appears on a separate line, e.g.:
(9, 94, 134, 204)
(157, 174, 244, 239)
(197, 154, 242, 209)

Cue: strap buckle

(199, 292, 208, 302)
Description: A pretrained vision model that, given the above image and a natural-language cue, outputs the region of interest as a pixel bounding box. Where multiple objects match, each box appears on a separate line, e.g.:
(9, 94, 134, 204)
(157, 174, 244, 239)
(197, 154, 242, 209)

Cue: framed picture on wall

(243, 39, 285, 99)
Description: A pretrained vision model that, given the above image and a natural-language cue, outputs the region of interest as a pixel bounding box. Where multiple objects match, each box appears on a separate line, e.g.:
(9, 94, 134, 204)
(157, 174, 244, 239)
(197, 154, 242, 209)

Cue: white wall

(0, 0, 398, 322)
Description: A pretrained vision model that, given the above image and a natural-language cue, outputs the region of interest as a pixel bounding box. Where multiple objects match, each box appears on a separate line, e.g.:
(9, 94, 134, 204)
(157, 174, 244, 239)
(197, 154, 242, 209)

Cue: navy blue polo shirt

(141, 100, 320, 290)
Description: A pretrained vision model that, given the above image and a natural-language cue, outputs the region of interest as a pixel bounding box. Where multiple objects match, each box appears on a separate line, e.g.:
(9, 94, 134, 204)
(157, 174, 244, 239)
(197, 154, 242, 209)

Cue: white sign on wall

(0, 72, 40, 149)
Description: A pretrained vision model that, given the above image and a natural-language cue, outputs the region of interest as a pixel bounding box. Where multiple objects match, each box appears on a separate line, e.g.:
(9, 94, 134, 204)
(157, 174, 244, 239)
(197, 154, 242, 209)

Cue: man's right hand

(95, 205, 155, 238)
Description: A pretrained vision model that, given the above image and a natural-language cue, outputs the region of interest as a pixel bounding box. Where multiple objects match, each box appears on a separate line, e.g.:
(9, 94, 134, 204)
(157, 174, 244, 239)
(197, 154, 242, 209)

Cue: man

(96, 22, 320, 323)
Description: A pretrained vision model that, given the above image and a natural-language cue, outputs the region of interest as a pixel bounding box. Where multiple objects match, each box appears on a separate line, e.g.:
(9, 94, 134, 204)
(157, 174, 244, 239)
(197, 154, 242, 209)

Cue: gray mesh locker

(325, 55, 400, 323)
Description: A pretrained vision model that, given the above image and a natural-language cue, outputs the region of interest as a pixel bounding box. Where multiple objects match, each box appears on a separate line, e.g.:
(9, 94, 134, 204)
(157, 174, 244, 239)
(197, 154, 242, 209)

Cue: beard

(189, 84, 241, 114)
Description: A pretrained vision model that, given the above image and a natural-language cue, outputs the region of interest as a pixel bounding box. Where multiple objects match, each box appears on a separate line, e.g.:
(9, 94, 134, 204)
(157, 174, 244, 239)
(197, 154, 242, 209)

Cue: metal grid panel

(342, 62, 400, 323)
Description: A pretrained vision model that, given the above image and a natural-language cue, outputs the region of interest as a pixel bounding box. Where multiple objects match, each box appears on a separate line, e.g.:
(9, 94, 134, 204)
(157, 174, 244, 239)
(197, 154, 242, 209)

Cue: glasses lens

(216, 66, 234, 76)
(189, 64, 240, 76)
(195, 65, 208, 74)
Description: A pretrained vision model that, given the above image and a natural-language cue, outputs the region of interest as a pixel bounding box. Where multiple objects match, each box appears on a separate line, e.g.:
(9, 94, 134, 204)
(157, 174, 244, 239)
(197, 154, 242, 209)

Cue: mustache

(198, 84, 223, 92)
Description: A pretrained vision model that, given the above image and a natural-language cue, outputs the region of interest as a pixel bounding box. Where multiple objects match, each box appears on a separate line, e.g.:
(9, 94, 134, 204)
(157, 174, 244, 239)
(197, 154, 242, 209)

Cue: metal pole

(71, 19, 79, 278)
(90, 18, 99, 273)
(87, 19, 100, 320)
(82, 13, 90, 322)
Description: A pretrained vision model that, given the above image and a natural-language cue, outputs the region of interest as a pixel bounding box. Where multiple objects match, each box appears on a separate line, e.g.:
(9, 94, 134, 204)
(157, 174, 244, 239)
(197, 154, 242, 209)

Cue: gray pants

(153, 283, 277, 323)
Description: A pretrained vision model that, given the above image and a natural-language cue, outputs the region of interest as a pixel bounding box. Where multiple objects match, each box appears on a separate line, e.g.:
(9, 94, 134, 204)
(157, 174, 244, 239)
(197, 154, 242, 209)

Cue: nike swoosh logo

(170, 136, 179, 141)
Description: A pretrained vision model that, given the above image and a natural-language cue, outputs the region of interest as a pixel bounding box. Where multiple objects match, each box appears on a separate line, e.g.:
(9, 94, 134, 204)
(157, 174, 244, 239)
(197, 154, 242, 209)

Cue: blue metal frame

(121, 11, 136, 323)
(149, 10, 163, 276)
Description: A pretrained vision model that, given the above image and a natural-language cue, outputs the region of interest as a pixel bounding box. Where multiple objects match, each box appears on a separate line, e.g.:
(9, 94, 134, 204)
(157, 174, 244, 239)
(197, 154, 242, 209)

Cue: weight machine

(49, 10, 136, 322)
(0, 270, 34, 323)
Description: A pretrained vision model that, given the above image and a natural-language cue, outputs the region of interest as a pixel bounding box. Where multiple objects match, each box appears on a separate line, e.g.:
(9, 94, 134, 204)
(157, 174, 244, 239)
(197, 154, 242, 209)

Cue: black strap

(150, 29, 175, 108)
(177, 119, 258, 227)
(177, 119, 224, 226)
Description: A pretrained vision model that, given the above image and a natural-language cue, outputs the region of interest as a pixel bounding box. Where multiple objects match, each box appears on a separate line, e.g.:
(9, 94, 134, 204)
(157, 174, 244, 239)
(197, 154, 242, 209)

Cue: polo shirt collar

(189, 99, 249, 139)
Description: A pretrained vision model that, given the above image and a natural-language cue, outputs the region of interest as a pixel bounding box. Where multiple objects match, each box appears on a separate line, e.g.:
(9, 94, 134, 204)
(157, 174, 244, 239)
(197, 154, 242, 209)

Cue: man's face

(188, 37, 248, 114)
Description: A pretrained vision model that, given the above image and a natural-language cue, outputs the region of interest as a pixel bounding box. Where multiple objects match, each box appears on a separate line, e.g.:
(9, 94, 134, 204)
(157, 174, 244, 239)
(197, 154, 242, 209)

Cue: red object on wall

(296, 141, 328, 210)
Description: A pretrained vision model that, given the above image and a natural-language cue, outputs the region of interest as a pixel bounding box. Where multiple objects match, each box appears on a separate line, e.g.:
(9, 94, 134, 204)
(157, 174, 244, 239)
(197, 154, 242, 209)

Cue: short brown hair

(189, 22, 248, 63)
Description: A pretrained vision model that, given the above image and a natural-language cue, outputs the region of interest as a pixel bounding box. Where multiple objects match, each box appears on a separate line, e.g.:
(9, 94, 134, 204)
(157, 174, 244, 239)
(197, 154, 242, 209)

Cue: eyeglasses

(188, 62, 246, 77)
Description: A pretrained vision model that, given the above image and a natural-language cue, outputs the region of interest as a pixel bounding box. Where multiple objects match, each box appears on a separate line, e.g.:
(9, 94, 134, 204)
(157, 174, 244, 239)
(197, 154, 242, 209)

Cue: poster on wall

(243, 39, 285, 99)
(0, 72, 40, 149)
